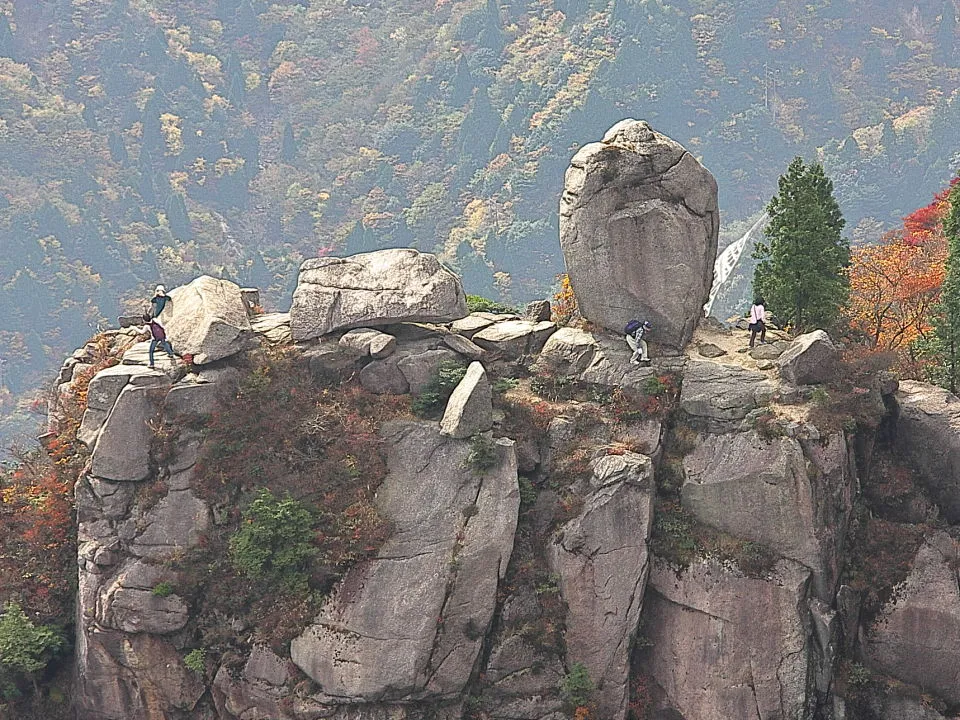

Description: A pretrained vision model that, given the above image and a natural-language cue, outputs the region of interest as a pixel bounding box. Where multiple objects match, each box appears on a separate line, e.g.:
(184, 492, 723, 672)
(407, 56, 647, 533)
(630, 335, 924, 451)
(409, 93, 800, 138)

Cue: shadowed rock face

(863, 532, 960, 705)
(559, 120, 719, 350)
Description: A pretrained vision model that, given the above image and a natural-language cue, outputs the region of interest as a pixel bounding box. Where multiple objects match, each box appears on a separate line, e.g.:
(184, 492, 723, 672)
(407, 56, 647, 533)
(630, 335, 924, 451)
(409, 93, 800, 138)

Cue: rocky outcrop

(894, 380, 960, 522)
(863, 532, 960, 705)
(559, 119, 719, 349)
(548, 452, 654, 720)
(74, 358, 237, 719)
(291, 422, 519, 703)
(644, 557, 812, 720)
(161, 275, 256, 364)
(440, 362, 493, 438)
(777, 330, 839, 385)
(290, 249, 467, 340)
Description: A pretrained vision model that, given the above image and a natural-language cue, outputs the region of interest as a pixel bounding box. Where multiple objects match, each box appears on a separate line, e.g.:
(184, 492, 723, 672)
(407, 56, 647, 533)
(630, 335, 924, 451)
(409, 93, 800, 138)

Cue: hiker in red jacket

(142, 313, 176, 368)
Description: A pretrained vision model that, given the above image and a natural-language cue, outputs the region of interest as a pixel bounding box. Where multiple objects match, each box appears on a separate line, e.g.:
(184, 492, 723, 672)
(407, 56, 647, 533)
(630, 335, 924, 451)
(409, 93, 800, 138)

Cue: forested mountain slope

(1, 0, 959, 444)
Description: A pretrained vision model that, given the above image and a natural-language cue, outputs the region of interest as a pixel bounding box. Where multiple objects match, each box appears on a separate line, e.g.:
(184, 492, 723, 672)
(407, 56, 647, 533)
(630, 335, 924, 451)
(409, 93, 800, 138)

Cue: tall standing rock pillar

(559, 119, 719, 350)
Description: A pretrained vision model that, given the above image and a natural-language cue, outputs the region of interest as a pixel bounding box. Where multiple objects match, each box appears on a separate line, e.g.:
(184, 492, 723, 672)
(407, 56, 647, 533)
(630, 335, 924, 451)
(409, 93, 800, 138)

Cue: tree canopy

(753, 157, 849, 331)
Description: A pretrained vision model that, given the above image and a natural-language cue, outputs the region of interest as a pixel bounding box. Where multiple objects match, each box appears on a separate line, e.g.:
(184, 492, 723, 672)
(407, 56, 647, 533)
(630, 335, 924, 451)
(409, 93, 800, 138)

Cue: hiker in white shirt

(749, 296, 767, 348)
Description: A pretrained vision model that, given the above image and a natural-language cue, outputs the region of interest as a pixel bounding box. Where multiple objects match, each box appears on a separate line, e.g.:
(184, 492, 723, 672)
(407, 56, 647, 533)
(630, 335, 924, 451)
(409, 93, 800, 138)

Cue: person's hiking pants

(149, 339, 175, 366)
(625, 334, 648, 361)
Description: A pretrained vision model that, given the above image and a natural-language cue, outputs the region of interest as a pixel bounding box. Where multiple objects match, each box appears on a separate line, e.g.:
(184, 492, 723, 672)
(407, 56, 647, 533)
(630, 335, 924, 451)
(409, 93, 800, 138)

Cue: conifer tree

(752, 157, 849, 331)
(928, 179, 960, 393)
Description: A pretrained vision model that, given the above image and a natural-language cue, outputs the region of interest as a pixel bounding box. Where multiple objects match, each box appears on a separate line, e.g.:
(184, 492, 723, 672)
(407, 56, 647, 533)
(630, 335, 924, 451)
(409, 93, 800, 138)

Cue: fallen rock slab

(894, 381, 960, 522)
(290, 249, 467, 340)
(863, 532, 960, 705)
(291, 422, 519, 702)
(549, 452, 654, 720)
(440, 362, 493, 438)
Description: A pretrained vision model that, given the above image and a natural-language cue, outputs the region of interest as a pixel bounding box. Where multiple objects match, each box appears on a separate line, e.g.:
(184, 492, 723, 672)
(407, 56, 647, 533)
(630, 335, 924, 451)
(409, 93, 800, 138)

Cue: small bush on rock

(229, 489, 317, 592)
(412, 361, 467, 418)
(183, 648, 205, 675)
(559, 661, 595, 710)
(466, 434, 498, 472)
(151, 582, 173, 598)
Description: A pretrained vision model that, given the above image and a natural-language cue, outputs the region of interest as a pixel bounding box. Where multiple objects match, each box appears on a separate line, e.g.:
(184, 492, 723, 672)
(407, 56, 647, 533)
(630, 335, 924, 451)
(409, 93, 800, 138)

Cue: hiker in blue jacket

(142, 313, 176, 368)
(624, 320, 652, 364)
(151, 285, 171, 322)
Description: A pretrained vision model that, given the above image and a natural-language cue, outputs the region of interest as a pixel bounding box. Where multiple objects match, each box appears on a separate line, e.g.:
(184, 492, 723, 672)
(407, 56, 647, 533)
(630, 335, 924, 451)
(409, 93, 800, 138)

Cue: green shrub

(183, 648, 206, 675)
(151, 581, 174, 597)
(0, 601, 63, 682)
(493, 377, 520, 393)
(559, 662, 594, 709)
(810, 386, 831, 406)
(642, 375, 668, 396)
(229, 489, 317, 591)
(466, 295, 515, 314)
(412, 361, 467, 418)
(466, 434, 498, 472)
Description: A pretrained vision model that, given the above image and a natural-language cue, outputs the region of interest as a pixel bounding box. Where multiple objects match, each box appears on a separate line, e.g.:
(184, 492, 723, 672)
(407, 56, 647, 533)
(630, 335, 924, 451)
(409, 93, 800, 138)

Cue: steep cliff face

(26, 127, 960, 720)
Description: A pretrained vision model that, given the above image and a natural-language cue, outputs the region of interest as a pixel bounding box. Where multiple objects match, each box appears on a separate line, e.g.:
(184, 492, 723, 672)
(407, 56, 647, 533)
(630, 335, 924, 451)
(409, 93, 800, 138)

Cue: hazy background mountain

(1, 0, 959, 446)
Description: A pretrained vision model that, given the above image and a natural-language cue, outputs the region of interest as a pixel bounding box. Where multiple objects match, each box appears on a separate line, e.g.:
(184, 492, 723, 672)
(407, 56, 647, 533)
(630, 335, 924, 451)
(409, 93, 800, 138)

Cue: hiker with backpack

(624, 319, 653, 365)
(142, 313, 176, 368)
(748, 296, 767, 348)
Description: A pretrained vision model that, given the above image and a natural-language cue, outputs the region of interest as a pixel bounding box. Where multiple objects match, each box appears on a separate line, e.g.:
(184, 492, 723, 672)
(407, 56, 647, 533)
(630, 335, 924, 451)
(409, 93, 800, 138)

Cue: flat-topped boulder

(559, 119, 718, 350)
(159, 275, 255, 364)
(290, 249, 467, 340)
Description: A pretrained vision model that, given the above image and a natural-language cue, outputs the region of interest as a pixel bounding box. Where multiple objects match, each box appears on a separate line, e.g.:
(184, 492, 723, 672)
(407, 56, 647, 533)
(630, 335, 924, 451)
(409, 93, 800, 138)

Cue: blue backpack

(624, 319, 643, 336)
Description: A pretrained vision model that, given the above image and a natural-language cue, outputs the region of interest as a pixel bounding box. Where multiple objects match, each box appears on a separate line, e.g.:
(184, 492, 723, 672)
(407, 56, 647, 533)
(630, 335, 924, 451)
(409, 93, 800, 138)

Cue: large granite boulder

(777, 330, 840, 385)
(160, 275, 255, 364)
(894, 381, 960, 522)
(89, 384, 167, 482)
(290, 249, 467, 340)
(863, 532, 960, 705)
(291, 422, 519, 703)
(559, 119, 718, 350)
(682, 430, 856, 599)
(644, 557, 812, 720)
(548, 452, 655, 720)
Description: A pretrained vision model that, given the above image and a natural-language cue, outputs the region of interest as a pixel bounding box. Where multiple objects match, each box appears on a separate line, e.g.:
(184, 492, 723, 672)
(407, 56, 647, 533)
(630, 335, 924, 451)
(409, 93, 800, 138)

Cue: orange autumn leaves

(847, 182, 955, 371)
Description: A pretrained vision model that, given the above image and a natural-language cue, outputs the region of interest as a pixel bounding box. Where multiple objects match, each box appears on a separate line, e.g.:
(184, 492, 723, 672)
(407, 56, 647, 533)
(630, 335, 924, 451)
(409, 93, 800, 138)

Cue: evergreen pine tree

(752, 157, 849, 331)
(928, 180, 960, 393)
